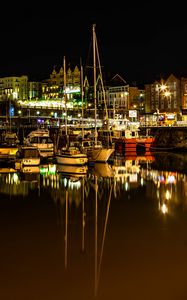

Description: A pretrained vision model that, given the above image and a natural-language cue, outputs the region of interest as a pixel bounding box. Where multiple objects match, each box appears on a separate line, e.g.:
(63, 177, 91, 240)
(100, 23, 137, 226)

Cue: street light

(155, 83, 168, 125)
(164, 91, 171, 97)
(160, 84, 167, 91)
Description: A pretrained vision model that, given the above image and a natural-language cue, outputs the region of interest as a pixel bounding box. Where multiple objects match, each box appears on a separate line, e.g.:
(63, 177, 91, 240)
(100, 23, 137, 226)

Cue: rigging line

(95, 29, 113, 146)
(95, 36, 109, 120)
(84, 27, 94, 78)
(93, 24, 97, 146)
(80, 57, 85, 140)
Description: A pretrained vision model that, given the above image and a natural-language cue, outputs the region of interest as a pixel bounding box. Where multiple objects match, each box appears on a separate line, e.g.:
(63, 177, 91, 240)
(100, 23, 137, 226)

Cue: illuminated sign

(167, 114, 175, 120)
(129, 110, 137, 118)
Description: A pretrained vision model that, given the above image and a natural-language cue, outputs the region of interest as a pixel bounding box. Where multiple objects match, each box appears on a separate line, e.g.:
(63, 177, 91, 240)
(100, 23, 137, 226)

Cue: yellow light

(165, 190, 171, 200)
(164, 91, 171, 97)
(160, 84, 167, 91)
(161, 203, 168, 214)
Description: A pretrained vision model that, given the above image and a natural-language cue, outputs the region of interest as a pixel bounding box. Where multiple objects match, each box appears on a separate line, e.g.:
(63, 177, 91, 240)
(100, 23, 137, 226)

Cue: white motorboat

(24, 128, 54, 159)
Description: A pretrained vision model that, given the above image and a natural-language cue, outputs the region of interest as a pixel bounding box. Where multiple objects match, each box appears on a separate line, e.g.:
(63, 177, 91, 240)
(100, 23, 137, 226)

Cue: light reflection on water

(1, 153, 187, 299)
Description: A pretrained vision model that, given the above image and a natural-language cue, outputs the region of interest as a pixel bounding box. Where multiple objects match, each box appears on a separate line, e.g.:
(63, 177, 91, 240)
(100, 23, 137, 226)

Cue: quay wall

(141, 126, 187, 149)
(1, 121, 187, 150)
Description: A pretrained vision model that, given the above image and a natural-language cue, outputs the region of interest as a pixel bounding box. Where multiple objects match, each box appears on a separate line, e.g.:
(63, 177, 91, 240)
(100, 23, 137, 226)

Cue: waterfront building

(180, 77, 187, 122)
(28, 81, 42, 100)
(106, 74, 129, 119)
(144, 73, 187, 125)
(41, 65, 81, 101)
(2, 66, 187, 128)
(0, 75, 28, 101)
(145, 74, 181, 114)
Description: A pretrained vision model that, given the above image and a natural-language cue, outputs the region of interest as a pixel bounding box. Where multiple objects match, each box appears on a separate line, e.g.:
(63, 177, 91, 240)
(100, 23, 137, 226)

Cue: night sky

(1, 3, 187, 85)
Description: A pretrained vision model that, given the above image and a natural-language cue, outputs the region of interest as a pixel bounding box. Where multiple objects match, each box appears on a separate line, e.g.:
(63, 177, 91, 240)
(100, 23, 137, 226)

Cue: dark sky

(1, 3, 187, 85)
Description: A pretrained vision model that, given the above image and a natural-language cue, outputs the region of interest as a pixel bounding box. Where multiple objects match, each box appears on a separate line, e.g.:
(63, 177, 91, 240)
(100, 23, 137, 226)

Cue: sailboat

(80, 24, 114, 163)
(55, 56, 88, 166)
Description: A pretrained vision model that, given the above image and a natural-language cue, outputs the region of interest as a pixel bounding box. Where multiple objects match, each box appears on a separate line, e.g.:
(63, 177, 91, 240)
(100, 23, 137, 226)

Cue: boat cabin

(17, 146, 40, 159)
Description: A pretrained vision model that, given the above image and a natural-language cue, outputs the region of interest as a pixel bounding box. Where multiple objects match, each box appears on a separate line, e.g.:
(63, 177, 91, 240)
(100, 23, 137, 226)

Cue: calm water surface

(1, 152, 187, 300)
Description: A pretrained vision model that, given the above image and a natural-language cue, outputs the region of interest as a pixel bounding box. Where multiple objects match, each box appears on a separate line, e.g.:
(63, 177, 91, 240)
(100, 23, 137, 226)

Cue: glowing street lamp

(155, 83, 168, 125)
(160, 84, 167, 91)
(164, 91, 171, 97)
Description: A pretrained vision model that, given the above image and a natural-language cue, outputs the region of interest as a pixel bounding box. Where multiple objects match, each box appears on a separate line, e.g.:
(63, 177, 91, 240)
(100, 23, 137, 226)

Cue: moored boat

(80, 24, 114, 163)
(110, 127, 155, 155)
(15, 145, 41, 170)
(0, 131, 20, 164)
(24, 128, 54, 160)
(55, 56, 88, 167)
(55, 146, 88, 165)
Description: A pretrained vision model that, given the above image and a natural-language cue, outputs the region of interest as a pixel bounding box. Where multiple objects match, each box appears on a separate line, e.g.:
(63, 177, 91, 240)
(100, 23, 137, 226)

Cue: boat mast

(93, 24, 97, 146)
(63, 56, 68, 142)
(93, 25, 112, 143)
(80, 57, 84, 140)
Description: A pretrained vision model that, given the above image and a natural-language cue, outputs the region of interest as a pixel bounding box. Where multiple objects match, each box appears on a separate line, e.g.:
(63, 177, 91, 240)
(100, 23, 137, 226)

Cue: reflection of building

(141, 164, 187, 214)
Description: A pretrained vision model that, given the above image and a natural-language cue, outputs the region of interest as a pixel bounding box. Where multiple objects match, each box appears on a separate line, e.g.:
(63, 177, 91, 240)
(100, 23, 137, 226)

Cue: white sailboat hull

(87, 148, 114, 163)
(56, 153, 88, 165)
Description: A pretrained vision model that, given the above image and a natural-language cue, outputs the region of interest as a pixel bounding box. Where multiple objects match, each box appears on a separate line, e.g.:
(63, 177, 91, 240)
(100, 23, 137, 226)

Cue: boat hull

(114, 137, 155, 154)
(55, 154, 88, 165)
(87, 148, 114, 163)
(24, 129, 54, 159)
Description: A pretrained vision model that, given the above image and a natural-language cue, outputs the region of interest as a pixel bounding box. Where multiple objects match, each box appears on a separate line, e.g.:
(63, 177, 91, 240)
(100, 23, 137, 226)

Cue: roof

(108, 73, 127, 87)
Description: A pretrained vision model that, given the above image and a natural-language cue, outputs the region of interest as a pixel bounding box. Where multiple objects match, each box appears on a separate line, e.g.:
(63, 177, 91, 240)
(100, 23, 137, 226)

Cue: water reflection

(1, 153, 187, 299)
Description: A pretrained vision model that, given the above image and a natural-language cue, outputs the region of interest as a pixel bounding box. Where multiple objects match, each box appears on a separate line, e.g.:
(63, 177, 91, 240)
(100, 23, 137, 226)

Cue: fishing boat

(80, 24, 114, 163)
(23, 128, 54, 160)
(55, 56, 88, 166)
(98, 118, 155, 156)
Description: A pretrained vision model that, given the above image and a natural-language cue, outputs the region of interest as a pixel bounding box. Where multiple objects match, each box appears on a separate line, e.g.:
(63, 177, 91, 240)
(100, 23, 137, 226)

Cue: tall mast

(80, 57, 84, 139)
(63, 56, 68, 137)
(93, 24, 97, 145)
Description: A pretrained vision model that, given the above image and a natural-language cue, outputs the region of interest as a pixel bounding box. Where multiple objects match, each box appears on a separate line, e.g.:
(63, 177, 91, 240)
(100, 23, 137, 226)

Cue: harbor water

(0, 152, 187, 299)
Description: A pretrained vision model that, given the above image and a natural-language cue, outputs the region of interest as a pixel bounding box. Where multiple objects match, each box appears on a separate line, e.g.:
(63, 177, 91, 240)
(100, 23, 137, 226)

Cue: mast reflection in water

(1, 153, 187, 299)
